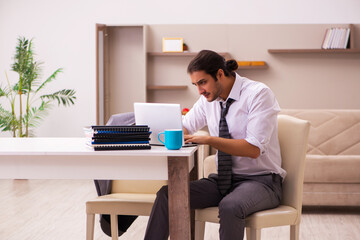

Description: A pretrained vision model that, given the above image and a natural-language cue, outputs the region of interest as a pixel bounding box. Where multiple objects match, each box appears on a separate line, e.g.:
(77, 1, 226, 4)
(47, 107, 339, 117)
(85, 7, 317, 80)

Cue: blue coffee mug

(157, 129, 183, 150)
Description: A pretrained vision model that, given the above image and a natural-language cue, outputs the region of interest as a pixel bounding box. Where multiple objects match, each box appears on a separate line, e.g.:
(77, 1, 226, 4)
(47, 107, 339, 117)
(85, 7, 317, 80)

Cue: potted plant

(0, 37, 76, 137)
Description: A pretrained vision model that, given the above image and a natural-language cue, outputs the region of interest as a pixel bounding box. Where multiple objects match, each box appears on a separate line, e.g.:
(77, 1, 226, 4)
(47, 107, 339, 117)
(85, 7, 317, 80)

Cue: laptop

(134, 102, 196, 147)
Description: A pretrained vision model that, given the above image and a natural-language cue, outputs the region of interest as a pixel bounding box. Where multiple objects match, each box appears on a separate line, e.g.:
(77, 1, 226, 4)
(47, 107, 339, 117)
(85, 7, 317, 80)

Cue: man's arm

(184, 134, 260, 159)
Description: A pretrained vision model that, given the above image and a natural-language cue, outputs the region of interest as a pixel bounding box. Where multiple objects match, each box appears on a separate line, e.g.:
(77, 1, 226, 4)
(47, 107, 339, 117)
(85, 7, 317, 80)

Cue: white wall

(1, 0, 360, 137)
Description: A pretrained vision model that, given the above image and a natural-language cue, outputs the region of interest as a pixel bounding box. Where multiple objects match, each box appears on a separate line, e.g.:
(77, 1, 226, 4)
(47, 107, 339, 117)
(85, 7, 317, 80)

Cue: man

(144, 50, 286, 240)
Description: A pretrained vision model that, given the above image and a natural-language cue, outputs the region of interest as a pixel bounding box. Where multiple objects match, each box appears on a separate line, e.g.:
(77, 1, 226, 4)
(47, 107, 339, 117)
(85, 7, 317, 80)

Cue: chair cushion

(245, 205, 298, 228)
(303, 183, 360, 206)
(86, 193, 156, 216)
(97, 193, 156, 202)
(195, 205, 299, 228)
(305, 155, 360, 183)
(195, 207, 220, 223)
(112, 180, 167, 193)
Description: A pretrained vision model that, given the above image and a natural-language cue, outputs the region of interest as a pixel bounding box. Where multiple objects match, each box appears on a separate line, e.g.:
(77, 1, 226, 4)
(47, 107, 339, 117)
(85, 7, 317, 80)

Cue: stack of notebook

(85, 125, 151, 151)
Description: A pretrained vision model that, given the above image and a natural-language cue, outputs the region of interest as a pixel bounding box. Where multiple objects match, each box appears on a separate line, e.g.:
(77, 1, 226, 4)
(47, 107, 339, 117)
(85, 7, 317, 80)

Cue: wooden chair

(86, 130, 210, 240)
(194, 115, 310, 240)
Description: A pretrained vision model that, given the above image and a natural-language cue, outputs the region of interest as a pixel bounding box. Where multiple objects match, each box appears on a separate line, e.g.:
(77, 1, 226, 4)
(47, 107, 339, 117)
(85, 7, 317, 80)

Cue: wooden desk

(0, 137, 197, 240)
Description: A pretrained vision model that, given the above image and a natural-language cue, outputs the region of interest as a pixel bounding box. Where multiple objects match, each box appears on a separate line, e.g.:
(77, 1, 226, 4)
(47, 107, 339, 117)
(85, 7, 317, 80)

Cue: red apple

(182, 108, 189, 115)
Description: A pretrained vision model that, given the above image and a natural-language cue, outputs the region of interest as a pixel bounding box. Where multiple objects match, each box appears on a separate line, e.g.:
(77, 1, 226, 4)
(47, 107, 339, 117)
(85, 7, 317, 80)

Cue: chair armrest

(204, 155, 217, 178)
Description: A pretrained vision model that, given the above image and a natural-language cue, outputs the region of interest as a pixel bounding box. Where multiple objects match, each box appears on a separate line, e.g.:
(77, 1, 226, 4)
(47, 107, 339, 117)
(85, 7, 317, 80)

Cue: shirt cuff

(245, 136, 265, 156)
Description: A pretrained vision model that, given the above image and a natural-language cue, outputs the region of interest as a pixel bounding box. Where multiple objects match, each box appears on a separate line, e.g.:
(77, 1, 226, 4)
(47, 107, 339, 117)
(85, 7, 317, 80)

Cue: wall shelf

(268, 24, 359, 54)
(148, 52, 231, 58)
(268, 49, 360, 54)
(148, 52, 268, 69)
(147, 85, 188, 90)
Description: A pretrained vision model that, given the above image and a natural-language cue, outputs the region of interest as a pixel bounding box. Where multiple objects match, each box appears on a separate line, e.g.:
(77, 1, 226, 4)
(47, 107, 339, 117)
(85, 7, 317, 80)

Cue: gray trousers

(144, 173, 282, 240)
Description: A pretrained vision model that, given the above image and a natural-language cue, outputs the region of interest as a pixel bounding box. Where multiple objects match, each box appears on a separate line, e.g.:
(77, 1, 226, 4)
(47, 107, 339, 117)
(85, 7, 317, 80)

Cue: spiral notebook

(85, 125, 151, 151)
(89, 144, 151, 151)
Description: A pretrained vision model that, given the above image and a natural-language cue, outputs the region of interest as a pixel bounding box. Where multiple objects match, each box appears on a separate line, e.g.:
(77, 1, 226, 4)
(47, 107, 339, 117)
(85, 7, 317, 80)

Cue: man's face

(190, 70, 222, 102)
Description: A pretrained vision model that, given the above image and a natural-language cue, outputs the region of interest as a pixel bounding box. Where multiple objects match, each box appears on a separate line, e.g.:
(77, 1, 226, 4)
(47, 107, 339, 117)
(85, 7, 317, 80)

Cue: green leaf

(40, 89, 76, 106)
(0, 86, 7, 97)
(23, 61, 42, 92)
(23, 101, 52, 131)
(0, 104, 16, 132)
(35, 68, 63, 93)
(12, 37, 33, 75)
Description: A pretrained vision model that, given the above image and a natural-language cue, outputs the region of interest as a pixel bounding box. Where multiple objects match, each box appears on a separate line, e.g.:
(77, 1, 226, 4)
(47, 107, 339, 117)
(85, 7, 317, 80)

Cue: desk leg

(189, 151, 198, 240)
(168, 156, 191, 240)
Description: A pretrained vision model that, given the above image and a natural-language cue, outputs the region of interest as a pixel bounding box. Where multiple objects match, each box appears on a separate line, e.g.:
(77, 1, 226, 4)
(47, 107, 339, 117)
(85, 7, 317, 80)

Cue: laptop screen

(134, 102, 183, 145)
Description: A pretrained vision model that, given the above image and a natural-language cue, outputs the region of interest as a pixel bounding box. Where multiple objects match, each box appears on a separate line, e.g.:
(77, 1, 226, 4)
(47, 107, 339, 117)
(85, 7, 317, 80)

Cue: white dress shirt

(183, 73, 286, 179)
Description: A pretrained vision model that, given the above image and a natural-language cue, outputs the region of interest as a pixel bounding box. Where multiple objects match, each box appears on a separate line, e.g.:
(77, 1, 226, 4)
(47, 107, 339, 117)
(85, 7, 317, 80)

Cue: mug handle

(157, 132, 165, 145)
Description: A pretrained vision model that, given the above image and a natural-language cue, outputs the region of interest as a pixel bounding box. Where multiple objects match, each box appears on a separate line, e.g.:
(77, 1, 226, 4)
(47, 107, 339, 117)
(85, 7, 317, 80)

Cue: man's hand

(184, 134, 210, 145)
(185, 134, 260, 158)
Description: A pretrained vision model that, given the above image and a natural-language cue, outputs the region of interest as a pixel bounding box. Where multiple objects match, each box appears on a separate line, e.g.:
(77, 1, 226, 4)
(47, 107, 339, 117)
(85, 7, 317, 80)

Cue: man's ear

(217, 69, 224, 79)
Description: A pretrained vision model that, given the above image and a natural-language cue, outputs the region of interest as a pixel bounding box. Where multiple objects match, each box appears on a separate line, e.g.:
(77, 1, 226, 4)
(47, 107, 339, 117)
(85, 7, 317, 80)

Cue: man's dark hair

(187, 50, 238, 80)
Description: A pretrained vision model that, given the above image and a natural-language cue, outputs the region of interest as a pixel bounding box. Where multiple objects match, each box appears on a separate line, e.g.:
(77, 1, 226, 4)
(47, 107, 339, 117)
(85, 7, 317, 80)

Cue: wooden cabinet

(96, 24, 360, 124)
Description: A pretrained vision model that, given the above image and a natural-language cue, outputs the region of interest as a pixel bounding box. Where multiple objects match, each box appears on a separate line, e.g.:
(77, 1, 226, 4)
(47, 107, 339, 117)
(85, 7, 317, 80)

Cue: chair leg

(290, 224, 300, 240)
(246, 227, 261, 240)
(86, 213, 95, 240)
(110, 214, 118, 240)
(194, 220, 206, 240)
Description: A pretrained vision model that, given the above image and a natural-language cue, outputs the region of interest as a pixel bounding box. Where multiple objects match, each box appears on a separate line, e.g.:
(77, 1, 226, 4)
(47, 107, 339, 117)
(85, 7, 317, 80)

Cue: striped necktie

(217, 98, 235, 195)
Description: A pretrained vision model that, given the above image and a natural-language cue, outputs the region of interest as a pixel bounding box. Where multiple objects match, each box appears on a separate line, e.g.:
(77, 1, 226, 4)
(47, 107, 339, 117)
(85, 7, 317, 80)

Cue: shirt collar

(216, 72, 243, 103)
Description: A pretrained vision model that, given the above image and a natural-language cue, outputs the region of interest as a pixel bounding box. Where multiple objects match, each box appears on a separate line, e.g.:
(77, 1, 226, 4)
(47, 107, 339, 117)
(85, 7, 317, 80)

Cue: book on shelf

(84, 125, 151, 151)
(236, 61, 266, 66)
(321, 27, 351, 49)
